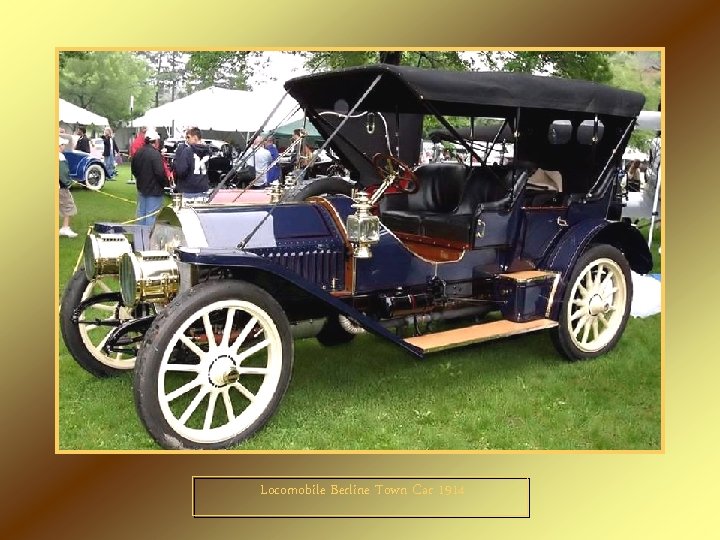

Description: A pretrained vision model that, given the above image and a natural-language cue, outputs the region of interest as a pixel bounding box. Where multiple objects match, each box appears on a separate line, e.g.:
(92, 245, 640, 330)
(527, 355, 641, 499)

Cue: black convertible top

(285, 64, 645, 118)
(428, 124, 515, 144)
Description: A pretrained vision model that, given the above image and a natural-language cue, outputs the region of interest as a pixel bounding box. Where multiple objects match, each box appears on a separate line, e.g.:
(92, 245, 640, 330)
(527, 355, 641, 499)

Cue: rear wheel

(551, 244, 632, 360)
(133, 280, 293, 449)
(84, 163, 106, 191)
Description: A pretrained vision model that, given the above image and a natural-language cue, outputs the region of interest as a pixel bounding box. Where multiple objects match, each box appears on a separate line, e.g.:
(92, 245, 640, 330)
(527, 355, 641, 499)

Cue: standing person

(289, 129, 309, 169)
(627, 159, 642, 192)
(102, 127, 120, 180)
(264, 135, 281, 184)
(173, 127, 210, 199)
(248, 136, 273, 188)
(59, 137, 78, 238)
(75, 126, 90, 153)
(131, 129, 168, 227)
(128, 126, 147, 184)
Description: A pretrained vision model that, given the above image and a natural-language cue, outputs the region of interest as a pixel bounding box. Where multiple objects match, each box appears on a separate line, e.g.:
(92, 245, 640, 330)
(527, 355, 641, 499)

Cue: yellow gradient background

(0, 0, 716, 537)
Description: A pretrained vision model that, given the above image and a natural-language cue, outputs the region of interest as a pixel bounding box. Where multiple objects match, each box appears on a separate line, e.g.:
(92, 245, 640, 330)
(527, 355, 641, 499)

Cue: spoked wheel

(133, 281, 293, 449)
(60, 269, 139, 377)
(552, 244, 632, 360)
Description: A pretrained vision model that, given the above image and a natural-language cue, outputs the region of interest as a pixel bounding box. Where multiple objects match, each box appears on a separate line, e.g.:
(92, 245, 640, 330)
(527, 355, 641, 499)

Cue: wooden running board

(405, 318, 558, 354)
(499, 270, 557, 282)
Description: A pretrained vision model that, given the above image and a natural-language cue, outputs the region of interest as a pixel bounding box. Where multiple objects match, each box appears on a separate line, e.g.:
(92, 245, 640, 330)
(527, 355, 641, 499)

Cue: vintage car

(62, 149, 108, 190)
(60, 65, 652, 449)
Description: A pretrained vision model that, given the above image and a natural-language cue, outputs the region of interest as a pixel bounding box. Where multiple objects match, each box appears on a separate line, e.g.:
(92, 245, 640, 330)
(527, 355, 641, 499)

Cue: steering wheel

(372, 153, 419, 194)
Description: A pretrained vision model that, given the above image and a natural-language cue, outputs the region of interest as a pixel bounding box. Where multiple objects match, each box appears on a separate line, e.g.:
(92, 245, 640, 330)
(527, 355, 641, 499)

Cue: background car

(90, 137, 104, 158)
(62, 149, 108, 191)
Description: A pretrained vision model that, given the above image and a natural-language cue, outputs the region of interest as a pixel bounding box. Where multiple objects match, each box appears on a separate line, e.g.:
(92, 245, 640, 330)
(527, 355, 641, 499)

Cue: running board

(405, 318, 558, 354)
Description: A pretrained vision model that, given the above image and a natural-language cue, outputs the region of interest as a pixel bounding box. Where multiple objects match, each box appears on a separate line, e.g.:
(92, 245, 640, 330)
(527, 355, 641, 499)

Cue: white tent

(59, 98, 109, 126)
(623, 110, 662, 249)
(636, 110, 661, 131)
(132, 86, 301, 136)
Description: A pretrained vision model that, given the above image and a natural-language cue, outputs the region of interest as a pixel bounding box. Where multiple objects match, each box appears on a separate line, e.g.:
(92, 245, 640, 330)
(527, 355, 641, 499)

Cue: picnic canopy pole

(648, 167, 661, 248)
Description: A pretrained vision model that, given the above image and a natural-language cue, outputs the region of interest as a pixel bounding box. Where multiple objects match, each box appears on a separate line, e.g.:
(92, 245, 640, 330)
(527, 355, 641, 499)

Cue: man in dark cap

(131, 129, 168, 227)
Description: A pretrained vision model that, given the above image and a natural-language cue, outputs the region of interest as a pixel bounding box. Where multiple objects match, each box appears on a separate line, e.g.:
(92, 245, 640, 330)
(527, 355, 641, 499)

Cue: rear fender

(178, 248, 424, 358)
(541, 219, 652, 319)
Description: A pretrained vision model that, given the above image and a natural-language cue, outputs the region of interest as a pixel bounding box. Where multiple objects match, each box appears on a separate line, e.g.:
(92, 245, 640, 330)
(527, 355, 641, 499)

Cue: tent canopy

(636, 110, 661, 132)
(272, 118, 323, 145)
(132, 86, 301, 135)
(59, 99, 108, 126)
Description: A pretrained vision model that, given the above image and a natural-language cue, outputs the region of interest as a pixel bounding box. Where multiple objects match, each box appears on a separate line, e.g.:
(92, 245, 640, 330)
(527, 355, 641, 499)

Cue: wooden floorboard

(405, 318, 558, 353)
(499, 270, 557, 281)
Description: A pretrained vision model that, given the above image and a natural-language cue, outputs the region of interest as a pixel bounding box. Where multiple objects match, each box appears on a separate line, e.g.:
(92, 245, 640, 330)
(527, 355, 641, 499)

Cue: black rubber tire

(551, 244, 633, 361)
(133, 280, 294, 450)
(287, 176, 353, 201)
(84, 163, 106, 191)
(316, 314, 357, 346)
(60, 269, 133, 377)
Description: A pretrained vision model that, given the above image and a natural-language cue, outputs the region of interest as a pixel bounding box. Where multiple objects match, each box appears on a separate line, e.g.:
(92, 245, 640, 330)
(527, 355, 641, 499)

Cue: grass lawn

(58, 164, 661, 450)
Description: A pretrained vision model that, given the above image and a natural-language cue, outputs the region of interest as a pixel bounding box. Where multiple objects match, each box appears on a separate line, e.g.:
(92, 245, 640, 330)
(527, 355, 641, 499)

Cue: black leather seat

(422, 167, 510, 242)
(381, 163, 467, 235)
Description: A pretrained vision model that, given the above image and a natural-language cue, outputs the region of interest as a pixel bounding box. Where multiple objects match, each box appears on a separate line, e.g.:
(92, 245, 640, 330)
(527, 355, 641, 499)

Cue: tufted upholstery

(422, 167, 509, 242)
(381, 163, 467, 234)
(381, 164, 510, 242)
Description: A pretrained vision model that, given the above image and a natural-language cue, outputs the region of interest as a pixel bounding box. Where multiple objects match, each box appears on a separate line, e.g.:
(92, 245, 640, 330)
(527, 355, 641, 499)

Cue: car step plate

(498, 270, 558, 282)
(405, 318, 558, 354)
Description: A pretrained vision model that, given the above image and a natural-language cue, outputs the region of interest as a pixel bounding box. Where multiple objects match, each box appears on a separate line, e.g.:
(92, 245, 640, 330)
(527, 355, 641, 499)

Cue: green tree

(499, 51, 613, 82)
(608, 52, 660, 109)
(607, 52, 661, 151)
(301, 50, 470, 72)
(59, 51, 88, 69)
(137, 51, 188, 106)
(60, 52, 154, 126)
(186, 52, 262, 91)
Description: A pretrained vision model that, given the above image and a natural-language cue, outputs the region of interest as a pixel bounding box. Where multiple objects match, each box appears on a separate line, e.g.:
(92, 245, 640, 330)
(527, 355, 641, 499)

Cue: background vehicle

(62, 150, 108, 191)
(61, 65, 652, 449)
(90, 137, 104, 158)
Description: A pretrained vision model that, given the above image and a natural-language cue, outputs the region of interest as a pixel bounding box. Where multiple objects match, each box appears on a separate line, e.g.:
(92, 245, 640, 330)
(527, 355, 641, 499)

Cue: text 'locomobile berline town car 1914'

(60, 65, 653, 449)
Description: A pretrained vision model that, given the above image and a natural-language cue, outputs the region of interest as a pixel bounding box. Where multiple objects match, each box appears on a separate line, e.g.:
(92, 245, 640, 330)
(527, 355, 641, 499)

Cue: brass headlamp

(83, 233, 133, 280)
(119, 250, 179, 307)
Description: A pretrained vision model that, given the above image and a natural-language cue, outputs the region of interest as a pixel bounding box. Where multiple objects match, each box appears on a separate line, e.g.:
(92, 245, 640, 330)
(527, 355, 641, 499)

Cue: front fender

(177, 248, 423, 358)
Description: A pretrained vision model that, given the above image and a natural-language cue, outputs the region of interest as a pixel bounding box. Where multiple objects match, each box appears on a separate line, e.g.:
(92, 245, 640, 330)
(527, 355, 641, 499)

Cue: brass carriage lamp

(83, 233, 133, 280)
(347, 191, 380, 259)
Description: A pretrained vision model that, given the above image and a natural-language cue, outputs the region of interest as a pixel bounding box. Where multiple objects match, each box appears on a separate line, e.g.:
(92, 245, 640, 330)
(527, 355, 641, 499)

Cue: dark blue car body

(63, 150, 108, 190)
(63, 65, 654, 449)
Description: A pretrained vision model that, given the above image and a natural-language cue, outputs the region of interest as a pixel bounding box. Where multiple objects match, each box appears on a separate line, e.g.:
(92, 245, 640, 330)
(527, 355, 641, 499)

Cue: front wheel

(133, 280, 294, 449)
(60, 270, 138, 377)
(84, 163, 106, 191)
(551, 244, 632, 360)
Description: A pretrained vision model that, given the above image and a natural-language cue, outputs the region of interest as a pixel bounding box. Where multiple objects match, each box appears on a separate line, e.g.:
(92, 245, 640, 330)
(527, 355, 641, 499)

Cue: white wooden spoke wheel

(552, 245, 633, 361)
(60, 270, 138, 377)
(134, 281, 293, 449)
(566, 257, 627, 353)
